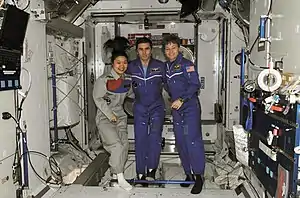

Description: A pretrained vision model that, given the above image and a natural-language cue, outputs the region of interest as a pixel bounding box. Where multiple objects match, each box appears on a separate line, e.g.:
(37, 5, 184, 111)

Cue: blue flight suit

(127, 58, 166, 175)
(165, 53, 205, 175)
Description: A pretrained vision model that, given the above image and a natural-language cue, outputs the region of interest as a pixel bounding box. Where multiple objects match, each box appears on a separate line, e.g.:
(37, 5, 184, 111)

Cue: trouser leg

(134, 107, 149, 175)
(97, 118, 126, 174)
(172, 110, 191, 174)
(116, 114, 129, 170)
(147, 106, 165, 170)
(184, 105, 205, 175)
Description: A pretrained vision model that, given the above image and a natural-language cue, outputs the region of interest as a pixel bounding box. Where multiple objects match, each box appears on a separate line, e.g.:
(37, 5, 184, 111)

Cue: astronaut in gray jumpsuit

(93, 50, 133, 191)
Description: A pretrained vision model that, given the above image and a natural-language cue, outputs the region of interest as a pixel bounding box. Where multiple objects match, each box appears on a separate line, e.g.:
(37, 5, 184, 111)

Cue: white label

(259, 140, 277, 161)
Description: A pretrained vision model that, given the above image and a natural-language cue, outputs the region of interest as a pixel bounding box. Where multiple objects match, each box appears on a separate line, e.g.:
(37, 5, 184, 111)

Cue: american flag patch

(186, 65, 195, 72)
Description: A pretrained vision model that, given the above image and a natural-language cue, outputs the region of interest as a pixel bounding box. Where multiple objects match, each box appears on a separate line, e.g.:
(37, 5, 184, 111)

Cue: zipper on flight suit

(138, 65, 150, 94)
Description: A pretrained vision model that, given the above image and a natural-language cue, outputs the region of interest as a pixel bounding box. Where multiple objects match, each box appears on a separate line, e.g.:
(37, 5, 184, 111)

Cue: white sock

(149, 169, 153, 172)
(139, 174, 143, 179)
(117, 173, 132, 191)
(112, 174, 117, 180)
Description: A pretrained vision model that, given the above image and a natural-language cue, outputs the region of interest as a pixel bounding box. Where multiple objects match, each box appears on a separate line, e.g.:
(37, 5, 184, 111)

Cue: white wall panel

(0, 91, 18, 198)
(21, 19, 50, 196)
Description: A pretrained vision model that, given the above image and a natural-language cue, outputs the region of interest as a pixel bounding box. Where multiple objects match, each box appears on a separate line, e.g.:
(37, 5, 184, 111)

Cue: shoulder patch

(106, 79, 123, 91)
(186, 65, 195, 72)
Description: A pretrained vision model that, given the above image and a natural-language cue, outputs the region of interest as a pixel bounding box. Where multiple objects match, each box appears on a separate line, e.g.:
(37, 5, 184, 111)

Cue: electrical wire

(17, 67, 32, 121)
(19, 148, 63, 186)
(3, 112, 64, 187)
(2, 65, 66, 188)
(248, 0, 273, 55)
(65, 128, 93, 161)
(231, 0, 250, 26)
(232, 26, 247, 43)
(240, 0, 273, 71)
(7, 112, 64, 186)
(55, 57, 84, 76)
(242, 169, 261, 198)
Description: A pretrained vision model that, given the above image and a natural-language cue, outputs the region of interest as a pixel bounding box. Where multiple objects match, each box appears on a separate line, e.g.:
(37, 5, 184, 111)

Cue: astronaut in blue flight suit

(162, 34, 205, 194)
(127, 37, 165, 184)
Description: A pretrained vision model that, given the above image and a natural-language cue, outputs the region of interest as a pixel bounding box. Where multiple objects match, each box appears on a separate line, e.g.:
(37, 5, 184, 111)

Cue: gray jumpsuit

(93, 68, 132, 174)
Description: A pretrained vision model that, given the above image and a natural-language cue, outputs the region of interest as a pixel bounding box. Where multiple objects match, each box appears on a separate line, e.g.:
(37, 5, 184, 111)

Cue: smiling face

(164, 42, 179, 62)
(137, 42, 152, 63)
(112, 56, 128, 75)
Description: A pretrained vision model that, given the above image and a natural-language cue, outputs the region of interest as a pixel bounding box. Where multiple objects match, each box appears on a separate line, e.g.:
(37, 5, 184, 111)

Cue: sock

(146, 169, 156, 180)
(117, 173, 132, 191)
(112, 174, 117, 180)
(137, 174, 148, 187)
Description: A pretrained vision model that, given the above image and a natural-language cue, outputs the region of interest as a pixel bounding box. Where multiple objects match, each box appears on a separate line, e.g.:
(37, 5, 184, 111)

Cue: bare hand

(171, 99, 183, 110)
(110, 115, 117, 122)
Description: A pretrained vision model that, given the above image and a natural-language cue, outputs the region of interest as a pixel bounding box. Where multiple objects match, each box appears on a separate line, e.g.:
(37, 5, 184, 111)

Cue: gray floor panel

(48, 184, 239, 198)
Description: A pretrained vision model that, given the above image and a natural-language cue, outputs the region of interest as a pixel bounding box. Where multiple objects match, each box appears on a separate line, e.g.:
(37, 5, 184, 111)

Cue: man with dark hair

(162, 34, 205, 194)
(127, 37, 166, 184)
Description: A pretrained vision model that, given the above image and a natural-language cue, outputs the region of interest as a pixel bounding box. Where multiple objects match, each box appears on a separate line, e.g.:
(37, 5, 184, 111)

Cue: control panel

(248, 95, 300, 198)
(0, 48, 22, 91)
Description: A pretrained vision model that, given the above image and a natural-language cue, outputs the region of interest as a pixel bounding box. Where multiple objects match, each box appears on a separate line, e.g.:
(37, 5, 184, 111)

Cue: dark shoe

(191, 174, 203, 194)
(136, 174, 148, 187)
(180, 174, 194, 187)
(146, 169, 156, 180)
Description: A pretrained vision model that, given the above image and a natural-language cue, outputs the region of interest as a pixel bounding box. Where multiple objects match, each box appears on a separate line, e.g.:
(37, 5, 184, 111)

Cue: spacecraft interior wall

(87, 0, 181, 12)
(83, 22, 98, 145)
(47, 36, 82, 128)
(197, 20, 220, 120)
(248, 0, 300, 77)
(121, 22, 219, 120)
(225, 18, 247, 130)
(270, 0, 300, 74)
(120, 23, 195, 118)
(248, 0, 268, 80)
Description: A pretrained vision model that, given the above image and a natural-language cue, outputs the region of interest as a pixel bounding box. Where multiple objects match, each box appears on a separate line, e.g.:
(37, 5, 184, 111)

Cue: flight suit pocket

(103, 92, 116, 105)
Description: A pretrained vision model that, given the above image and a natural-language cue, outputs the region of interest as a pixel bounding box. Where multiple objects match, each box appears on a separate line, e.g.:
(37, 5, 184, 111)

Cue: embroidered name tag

(151, 67, 161, 72)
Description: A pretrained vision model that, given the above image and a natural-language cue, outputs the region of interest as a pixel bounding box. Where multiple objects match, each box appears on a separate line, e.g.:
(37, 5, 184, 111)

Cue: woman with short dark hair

(162, 34, 205, 194)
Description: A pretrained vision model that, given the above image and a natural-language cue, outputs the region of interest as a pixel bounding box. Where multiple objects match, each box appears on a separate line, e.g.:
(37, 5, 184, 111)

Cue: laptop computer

(0, 5, 29, 90)
(0, 4, 29, 52)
